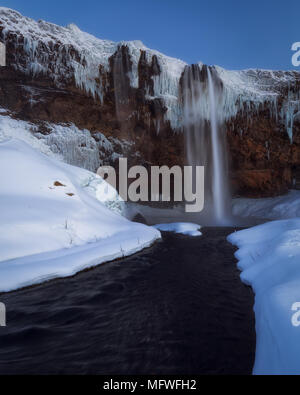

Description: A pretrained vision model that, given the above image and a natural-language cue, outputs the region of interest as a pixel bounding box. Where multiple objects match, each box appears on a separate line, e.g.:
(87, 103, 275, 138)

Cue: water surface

(0, 228, 255, 375)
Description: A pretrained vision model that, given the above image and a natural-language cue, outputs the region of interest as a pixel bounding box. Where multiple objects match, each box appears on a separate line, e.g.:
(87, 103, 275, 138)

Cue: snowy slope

(228, 219, 300, 374)
(0, 139, 160, 292)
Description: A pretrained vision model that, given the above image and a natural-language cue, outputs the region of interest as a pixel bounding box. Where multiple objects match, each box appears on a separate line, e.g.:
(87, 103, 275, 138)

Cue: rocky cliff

(0, 7, 299, 197)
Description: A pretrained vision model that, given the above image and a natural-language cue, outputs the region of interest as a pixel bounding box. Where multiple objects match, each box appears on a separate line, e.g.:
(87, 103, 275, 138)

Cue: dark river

(0, 228, 255, 375)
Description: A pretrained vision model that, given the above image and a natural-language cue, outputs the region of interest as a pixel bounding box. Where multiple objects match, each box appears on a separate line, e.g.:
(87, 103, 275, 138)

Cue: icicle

(42, 123, 100, 171)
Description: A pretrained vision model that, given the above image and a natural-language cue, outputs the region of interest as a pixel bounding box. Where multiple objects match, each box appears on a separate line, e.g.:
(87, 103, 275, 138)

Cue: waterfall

(181, 64, 231, 224)
(207, 68, 229, 222)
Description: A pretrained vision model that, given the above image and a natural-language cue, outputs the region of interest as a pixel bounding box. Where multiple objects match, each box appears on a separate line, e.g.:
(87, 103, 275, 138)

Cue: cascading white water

(207, 68, 228, 222)
(182, 64, 230, 224)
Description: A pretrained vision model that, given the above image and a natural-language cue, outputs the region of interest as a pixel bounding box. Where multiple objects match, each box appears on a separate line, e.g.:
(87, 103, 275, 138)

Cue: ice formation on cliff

(0, 7, 300, 139)
(37, 123, 100, 172)
(0, 7, 186, 130)
(0, 111, 101, 171)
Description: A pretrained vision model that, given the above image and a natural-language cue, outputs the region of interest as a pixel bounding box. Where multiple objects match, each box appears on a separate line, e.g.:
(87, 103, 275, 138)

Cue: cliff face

(0, 7, 299, 197)
(223, 69, 300, 197)
(0, 8, 185, 170)
(228, 108, 300, 197)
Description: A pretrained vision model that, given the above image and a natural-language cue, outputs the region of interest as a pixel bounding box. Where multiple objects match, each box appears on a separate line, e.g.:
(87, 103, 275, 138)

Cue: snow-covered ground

(153, 222, 202, 236)
(0, 139, 160, 292)
(228, 219, 300, 374)
(232, 190, 300, 220)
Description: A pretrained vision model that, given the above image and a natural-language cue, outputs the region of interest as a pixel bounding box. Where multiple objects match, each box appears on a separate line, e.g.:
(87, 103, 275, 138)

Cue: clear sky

(1, 0, 300, 70)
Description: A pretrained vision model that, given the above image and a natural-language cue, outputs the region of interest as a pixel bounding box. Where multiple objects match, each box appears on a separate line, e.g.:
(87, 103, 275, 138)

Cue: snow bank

(232, 190, 300, 220)
(228, 219, 300, 374)
(153, 222, 202, 236)
(0, 139, 160, 292)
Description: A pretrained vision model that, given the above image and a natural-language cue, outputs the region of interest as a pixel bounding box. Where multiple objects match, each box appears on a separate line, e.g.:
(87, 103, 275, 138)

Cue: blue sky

(1, 0, 300, 70)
